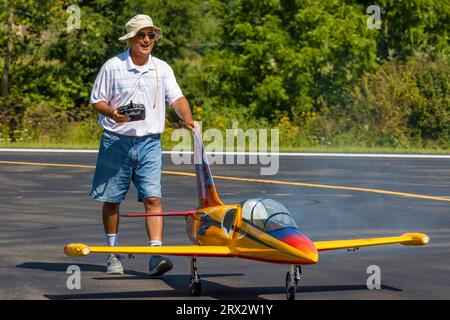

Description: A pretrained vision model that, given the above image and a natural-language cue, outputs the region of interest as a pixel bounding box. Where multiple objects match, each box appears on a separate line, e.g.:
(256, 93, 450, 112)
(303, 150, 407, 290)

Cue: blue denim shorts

(90, 130, 162, 203)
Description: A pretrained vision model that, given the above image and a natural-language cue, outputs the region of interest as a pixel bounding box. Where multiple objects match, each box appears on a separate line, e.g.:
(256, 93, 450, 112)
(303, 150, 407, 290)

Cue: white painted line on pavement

(0, 148, 449, 158)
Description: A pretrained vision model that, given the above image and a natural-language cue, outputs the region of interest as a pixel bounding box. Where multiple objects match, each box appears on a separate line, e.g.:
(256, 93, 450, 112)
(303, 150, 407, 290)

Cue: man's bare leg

(103, 202, 120, 234)
(143, 197, 173, 275)
(143, 197, 163, 241)
(102, 202, 123, 274)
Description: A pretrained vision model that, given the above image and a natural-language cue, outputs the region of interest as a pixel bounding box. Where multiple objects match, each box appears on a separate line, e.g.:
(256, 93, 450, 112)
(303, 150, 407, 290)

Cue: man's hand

(172, 96, 195, 132)
(183, 119, 195, 132)
(111, 108, 130, 123)
(93, 101, 130, 123)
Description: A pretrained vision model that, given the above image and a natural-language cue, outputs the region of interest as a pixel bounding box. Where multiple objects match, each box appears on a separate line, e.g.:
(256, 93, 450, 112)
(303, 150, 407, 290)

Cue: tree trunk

(1, 7, 14, 97)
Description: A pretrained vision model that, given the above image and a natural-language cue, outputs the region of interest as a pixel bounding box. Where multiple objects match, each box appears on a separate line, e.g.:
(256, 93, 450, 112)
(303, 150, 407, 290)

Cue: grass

(275, 145, 450, 154)
(0, 141, 101, 150)
(1, 141, 449, 154)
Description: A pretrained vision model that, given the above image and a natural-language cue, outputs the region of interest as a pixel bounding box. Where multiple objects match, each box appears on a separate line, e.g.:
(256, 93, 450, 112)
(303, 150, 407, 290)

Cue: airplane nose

(289, 234, 318, 264)
(271, 228, 319, 264)
(306, 247, 319, 264)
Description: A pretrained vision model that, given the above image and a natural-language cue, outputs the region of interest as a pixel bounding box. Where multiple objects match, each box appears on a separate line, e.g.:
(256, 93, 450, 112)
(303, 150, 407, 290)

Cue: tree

(1, 5, 13, 97)
(190, 0, 378, 121)
(356, 0, 450, 61)
(0, 0, 69, 141)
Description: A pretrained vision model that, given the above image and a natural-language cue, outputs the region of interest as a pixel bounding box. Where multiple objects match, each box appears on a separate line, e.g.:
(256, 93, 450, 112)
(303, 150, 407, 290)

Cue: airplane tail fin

(193, 122, 224, 208)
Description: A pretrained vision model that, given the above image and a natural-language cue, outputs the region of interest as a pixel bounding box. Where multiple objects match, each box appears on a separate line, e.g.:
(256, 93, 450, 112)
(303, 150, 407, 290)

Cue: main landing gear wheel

(189, 276, 201, 296)
(189, 257, 202, 296)
(285, 265, 302, 301)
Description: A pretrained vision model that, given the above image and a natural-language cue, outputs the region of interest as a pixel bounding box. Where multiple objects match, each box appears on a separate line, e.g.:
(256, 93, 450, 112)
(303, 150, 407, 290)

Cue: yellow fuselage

(186, 205, 319, 265)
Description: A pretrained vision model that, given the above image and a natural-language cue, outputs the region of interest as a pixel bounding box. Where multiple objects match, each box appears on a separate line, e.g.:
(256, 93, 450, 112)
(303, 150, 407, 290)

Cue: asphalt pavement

(0, 151, 449, 300)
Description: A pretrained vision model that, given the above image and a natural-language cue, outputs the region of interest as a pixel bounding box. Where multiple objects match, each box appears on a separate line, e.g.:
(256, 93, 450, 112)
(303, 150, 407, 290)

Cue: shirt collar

(125, 48, 156, 72)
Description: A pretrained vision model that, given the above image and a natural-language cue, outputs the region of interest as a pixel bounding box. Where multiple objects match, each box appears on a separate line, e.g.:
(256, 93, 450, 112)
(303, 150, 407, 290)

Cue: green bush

(339, 55, 449, 148)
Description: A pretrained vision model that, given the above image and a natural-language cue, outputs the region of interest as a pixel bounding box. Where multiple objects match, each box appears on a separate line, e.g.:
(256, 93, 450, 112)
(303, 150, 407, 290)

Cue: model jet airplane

(65, 122, 429, 300)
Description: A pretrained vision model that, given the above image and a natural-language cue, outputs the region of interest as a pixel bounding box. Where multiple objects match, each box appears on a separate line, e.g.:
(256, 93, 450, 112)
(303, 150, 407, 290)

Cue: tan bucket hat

(119, 14, 162, 42)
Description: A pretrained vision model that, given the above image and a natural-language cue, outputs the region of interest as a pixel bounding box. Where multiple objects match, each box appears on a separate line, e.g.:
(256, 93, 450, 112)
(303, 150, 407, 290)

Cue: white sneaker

(106, 254, 124, 274)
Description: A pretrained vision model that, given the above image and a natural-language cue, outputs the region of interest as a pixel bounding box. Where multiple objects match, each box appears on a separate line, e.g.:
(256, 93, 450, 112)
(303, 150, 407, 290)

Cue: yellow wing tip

(400, 233, 430, 246)
(64, 243, 90, 257)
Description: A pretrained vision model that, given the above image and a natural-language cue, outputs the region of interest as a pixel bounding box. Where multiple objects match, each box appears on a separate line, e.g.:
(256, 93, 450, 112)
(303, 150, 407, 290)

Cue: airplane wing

(314, 233, 429, 252)
(64, 243, 232, 257)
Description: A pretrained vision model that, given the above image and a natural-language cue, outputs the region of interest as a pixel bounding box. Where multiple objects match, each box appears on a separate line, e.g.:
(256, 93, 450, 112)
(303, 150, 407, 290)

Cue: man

(89, 14, 194, 275)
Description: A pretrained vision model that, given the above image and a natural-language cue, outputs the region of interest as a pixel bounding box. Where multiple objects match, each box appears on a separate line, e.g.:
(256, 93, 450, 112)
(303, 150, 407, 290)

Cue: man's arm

(93, 101, 130, 123)
(171, 96, 195, 131)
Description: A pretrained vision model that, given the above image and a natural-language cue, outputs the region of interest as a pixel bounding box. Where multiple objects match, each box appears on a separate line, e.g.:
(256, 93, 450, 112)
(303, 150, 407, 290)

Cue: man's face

(128, 27, 156, 58)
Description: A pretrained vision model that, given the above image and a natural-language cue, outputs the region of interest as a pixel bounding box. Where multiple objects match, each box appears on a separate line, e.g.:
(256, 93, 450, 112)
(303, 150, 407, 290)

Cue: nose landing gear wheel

(285, 272, 297, 300)
(287, 285, 296, 301)
(285, 265, 301, 300)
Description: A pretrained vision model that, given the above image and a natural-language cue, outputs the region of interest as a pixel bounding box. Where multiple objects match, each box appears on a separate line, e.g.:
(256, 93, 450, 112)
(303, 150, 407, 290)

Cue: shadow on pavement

(18, 261, 402, 300)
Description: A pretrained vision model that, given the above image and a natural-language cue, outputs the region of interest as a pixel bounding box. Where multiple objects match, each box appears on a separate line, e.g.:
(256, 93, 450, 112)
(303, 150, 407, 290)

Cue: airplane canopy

(241, 198, 298, 232)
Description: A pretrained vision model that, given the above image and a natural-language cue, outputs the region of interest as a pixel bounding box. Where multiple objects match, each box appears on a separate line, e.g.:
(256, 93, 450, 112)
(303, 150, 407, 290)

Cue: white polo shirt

(90, 49, 184, 136)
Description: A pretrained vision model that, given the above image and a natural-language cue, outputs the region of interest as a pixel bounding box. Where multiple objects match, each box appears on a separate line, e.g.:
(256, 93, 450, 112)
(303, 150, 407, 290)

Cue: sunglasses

(136, 31, 156, 40)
